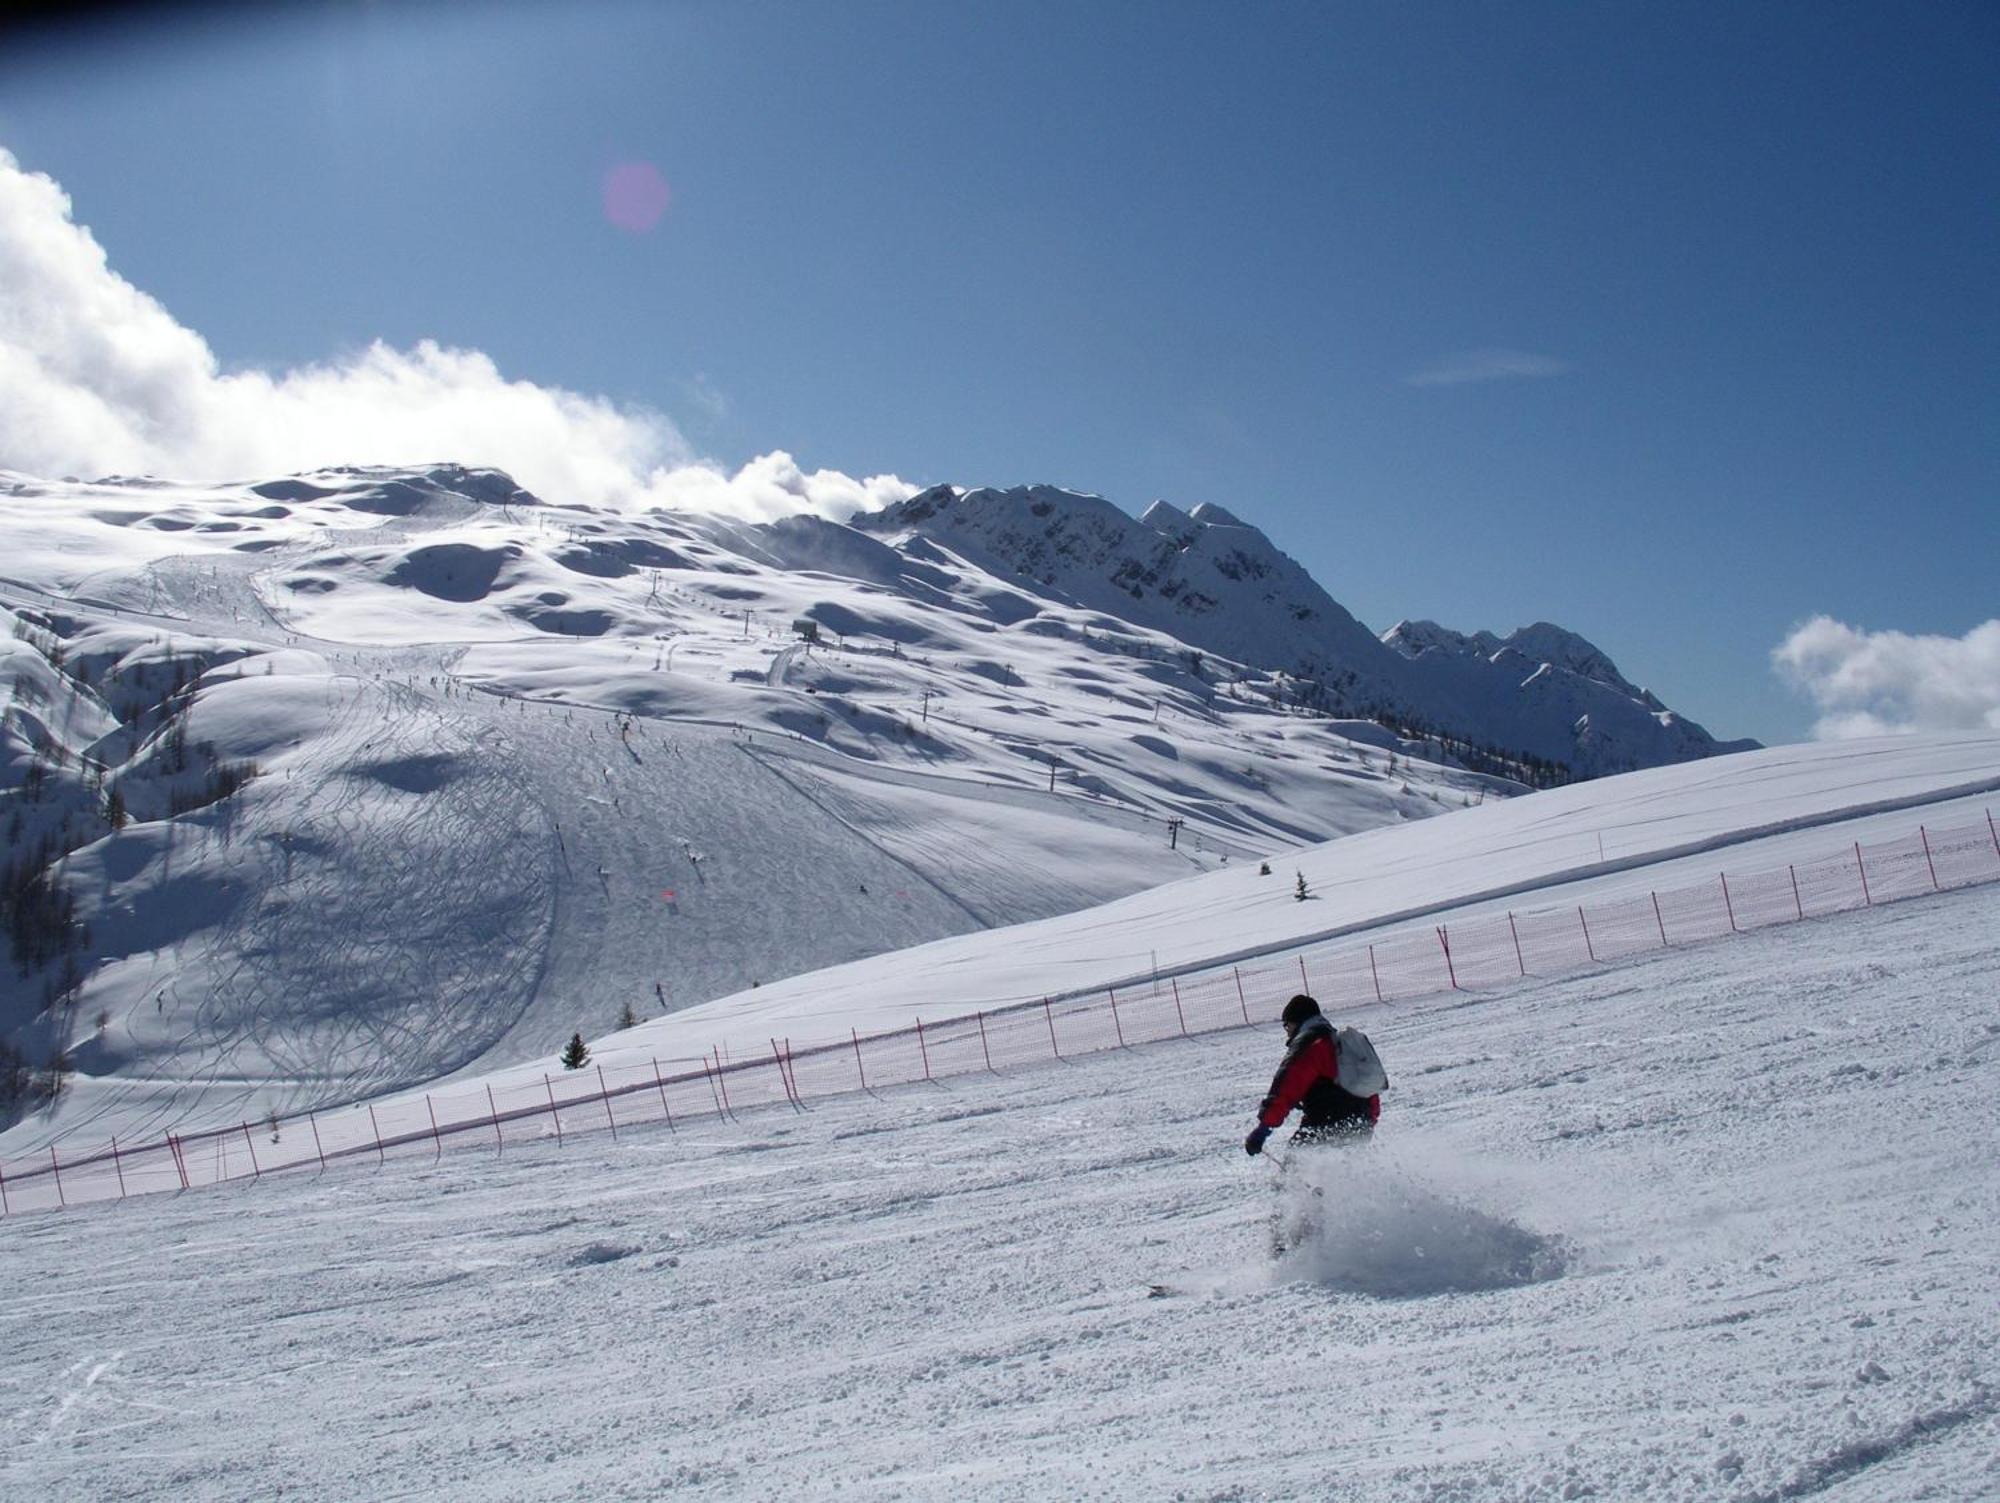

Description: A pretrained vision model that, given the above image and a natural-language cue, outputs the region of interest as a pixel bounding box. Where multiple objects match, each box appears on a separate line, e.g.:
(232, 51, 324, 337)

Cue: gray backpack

(1334, 1026, 1388, 1096)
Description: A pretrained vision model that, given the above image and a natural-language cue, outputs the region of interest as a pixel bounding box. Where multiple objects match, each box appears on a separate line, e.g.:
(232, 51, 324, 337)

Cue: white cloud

(0, 148, 913, 523)
(1404, 348, 1572, 387)
(1773, 615, 2000, 739)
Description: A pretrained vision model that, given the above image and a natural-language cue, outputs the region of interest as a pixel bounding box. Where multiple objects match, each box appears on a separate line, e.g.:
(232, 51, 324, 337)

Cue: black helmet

(1281, 994, 1320, 1029)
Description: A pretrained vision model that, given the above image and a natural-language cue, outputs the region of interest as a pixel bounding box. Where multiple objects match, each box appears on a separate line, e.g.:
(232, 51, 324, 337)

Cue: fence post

(1855, 842, 1873, 906)
(1578, 906, 1597, 963)
(1721, 873, 1738, 932)
(1920, 827, 1940, 891)
(915, 1018, 933, 1081)
(49, 1144, 64, 1208)
(1652, 892, 1669, 946)
(168, 1132, 189, 1191)
(542, 1077, 563, 1145)
(310, 1110, 328, 1170)
(1368, 945, 1383, 1002)
(1170, 977, 1188, 1037)
(0, 1158, 8, 1216)
(1233, 967, 1251, 1024)
(770, 1039, 800, 1106)
(1507, 912, 1526, 976)
(1107, 989, 1127, 1049)
(242, 1122, 261, 1181)
(485, 1086, 504, 1153)
(649, 1059, 675, 1130)
(1989, 807, 1999, 860)
(1790, 865, 1805, 921)
(976, 1011, 994, 1073)
(711, 1049, 735, 1119)
(1298, 955, 1310, 993)
(1436, 926, 1460, 991)
(783, 1039, 803, 1106)
(422, 1095, 443, 1159)
(1043, 998, 1061, 1058)
(369, 1104, 386, 1163)
(111, 1136, 127, 1200)
(597, 1065, 620, 1137)
(703, 1055, 727, 1117)
(850, 1029, 869, 1092)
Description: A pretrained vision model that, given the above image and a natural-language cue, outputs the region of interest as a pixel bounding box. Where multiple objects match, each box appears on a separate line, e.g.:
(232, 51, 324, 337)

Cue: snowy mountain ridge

(857, 481, 1755, 777)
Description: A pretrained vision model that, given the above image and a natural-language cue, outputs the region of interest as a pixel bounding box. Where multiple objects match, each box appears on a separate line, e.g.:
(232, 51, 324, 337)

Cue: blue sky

(1, 0, 1993, 746)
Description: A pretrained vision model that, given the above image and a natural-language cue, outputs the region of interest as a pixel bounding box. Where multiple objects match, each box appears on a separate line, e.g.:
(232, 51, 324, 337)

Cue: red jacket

(1259, 1016, 1380, 1132)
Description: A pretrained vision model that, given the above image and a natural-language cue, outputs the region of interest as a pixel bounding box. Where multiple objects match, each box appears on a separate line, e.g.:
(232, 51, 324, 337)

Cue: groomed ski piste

(4, 735, 1997, 1500)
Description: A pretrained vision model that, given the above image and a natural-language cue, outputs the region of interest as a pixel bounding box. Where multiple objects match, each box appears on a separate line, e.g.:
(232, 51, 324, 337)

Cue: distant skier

(1243, 995, 1380, 1156)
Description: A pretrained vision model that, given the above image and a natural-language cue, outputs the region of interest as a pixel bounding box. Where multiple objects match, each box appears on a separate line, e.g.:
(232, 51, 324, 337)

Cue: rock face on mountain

(854, 484, 1757, 779)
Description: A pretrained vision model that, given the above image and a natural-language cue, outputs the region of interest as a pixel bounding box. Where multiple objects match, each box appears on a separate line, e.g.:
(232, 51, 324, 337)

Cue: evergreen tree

(1294, 871, 1310, 901)
(560, 1032, 590, 1070)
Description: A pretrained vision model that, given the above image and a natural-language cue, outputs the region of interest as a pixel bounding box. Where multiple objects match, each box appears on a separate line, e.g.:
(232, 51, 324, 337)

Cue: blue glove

(1243, 1125, 1271, 1156)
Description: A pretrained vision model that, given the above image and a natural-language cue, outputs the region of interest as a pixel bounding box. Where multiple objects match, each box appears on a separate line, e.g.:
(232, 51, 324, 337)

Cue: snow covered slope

(3, 830, 1992, 1501)
(1, 465, 1508, 1144)
(503, 730, 2000, 1083)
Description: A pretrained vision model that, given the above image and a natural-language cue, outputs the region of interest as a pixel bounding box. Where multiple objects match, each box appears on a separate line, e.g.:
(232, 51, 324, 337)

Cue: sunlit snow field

(5, 880, 1993, 1501)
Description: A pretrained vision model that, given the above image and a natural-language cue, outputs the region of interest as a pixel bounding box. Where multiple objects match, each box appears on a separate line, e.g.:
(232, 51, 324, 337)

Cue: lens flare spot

(603, 161, 671, 233)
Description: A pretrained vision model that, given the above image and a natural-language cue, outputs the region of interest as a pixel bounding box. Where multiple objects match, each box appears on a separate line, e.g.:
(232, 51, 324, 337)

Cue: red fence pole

(915, 1019, 934, 1080)
(704, 1056, 727, 1116)
(542, 1077, 563, 1145)
(1920, 827, 1940, 891)
(1507, 912, 1526, 976)
(49, 1144, 64, 1208)
(1107, 989, 1127, 1048)
(1652, 892, 1669, 946)
(597, 1066, 619, 1137)
(1721, 873, 1738, 932)
(976, 1011, 994, 1072)
(243, 1122, 261, 1181)
(1790, 865, 1805, 921)
(770, 1039, 800, 1106)
(369, 1104, 387, 1163)
(850, 1029, 869, 1092)
(1171, 977, 1188, 1037)
(650, 1059, 675, 1131)
(1043, 998, 1061, 1058)
(1578, 906, 1597, 963)
(310, 1110, 328, 1170)
(1436, 926, 1460, 991)
(1233, 967, 1251, 1023)
(111, 1136, 127, 1200)
(711, 1050, 734, 1119)
(1855, 843, 1873, 906)
(1368, 945, 1383, 1002)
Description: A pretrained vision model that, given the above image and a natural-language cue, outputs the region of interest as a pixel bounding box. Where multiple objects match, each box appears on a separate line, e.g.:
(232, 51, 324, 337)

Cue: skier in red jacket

(1243, 994, 1379, 1156)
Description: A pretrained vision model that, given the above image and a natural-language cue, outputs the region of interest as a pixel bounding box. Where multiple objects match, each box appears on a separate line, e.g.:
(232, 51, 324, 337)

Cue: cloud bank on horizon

(1774, 616, 2000, 740)
(0, 148, 914, 523)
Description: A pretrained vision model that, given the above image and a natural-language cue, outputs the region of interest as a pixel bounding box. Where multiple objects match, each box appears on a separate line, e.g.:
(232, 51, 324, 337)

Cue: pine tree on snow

(560, 1033, 590, 1070)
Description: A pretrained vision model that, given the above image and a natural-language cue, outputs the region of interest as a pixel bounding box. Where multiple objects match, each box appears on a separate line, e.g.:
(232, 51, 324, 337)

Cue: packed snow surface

(2, 876, 1992, 1500)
